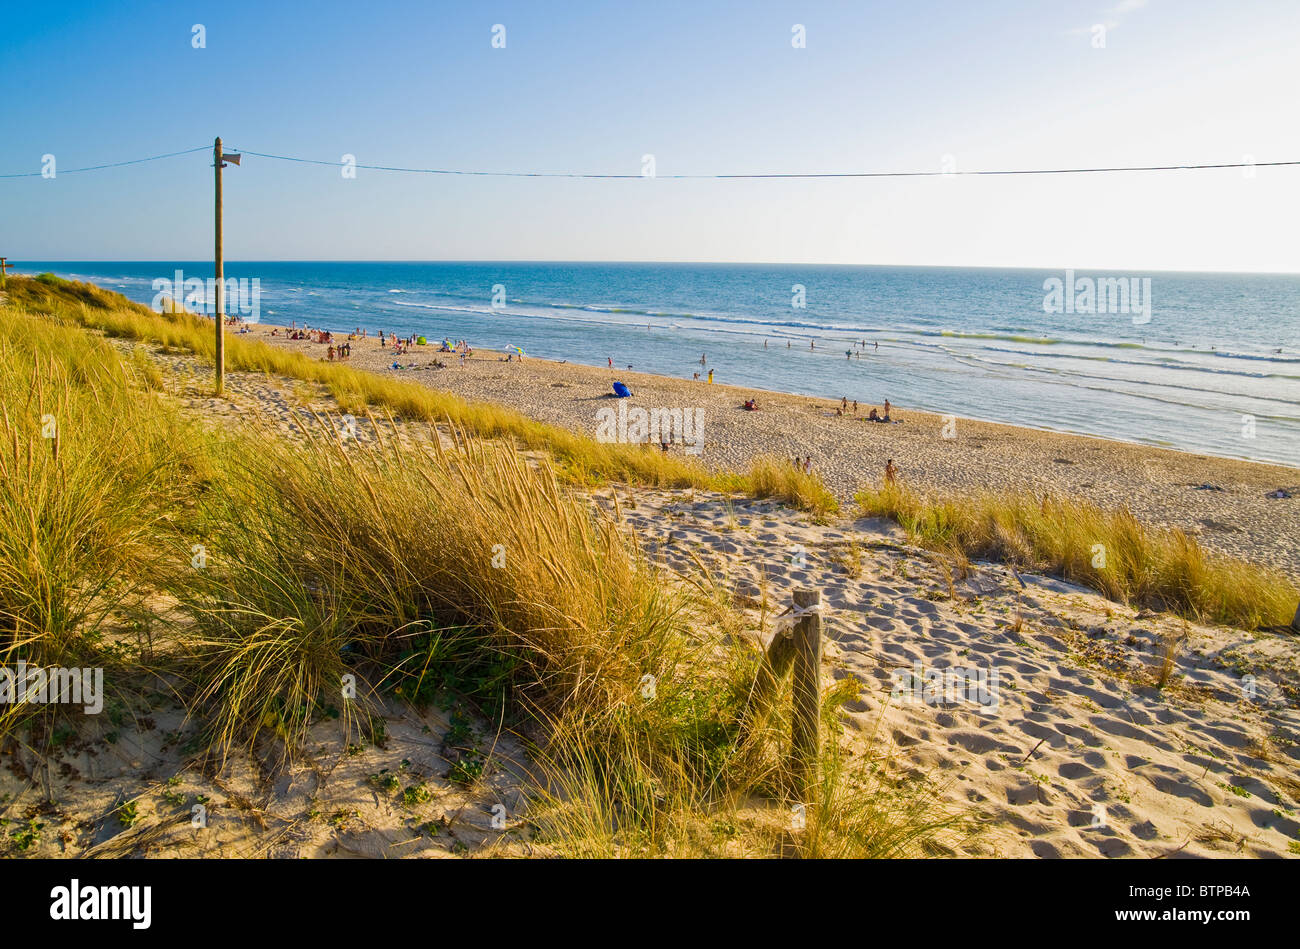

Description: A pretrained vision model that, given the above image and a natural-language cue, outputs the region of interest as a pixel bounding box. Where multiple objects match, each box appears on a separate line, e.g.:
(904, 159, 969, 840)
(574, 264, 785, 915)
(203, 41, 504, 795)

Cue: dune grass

(8, 274, 842, 509)
(0, 305, 208, 741)
(856, 482, 1299, 631)
(0, 278, 960, 857)
(748, 455, 840, 519)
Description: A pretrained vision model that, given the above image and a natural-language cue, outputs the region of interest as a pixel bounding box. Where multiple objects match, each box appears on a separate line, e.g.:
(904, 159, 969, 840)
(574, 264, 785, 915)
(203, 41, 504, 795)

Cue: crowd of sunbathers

(272, 327, 335, 343)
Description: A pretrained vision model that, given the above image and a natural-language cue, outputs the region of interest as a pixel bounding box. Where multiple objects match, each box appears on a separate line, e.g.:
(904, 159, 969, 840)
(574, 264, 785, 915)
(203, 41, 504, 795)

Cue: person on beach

(852, 400, 858, 414)
(803, 457, 812, 474)
(874, 341, 879, 350)
(327, 344, 336, 361)
(883, 399, 892, 420)
(885, 458, 898, 485)
(608, 356, 613, 368)
(693, 372, 700, 380)
(841, 396, 848, 412)
(764, 340, 768, 349)
(700, 354, 707, 365)
(868, 407, 880, 421)
(707, 368, 714, 383)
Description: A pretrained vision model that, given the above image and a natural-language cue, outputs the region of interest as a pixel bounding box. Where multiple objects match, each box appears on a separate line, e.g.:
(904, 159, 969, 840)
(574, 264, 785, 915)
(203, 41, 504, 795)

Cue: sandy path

(612, 489, 1300, 858)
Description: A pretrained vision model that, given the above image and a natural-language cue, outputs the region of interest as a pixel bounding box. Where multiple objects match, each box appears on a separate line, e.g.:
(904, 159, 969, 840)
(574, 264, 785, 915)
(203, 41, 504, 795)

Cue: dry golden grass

(0, 304, 207, 741)
(747, 456, 839, 519)
(856, 482, 1299, 630)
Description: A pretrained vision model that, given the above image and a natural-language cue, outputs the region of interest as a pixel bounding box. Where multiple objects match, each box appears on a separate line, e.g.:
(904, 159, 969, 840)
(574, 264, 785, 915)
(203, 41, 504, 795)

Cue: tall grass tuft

(0, 307, 206, 740)
(856, 482, 1298, 630)
(748, 456, 839, 518)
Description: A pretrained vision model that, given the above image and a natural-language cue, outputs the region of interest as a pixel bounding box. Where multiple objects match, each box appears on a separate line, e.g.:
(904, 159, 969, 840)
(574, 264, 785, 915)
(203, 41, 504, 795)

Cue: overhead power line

(0, 145, 211, 179)
(232, 149, 1300, 179)
(3, 143, 1298, 180)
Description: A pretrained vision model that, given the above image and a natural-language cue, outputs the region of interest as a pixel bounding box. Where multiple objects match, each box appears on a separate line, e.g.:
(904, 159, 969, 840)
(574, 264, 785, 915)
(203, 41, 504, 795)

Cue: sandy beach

(251, 325, 1300, 572)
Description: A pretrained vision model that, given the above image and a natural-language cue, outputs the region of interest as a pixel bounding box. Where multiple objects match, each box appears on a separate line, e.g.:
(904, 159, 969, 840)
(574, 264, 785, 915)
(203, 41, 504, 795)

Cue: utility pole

(0, 257, 12, 289)
(212, 138, 240, 394)
(214, 137, 225, 394)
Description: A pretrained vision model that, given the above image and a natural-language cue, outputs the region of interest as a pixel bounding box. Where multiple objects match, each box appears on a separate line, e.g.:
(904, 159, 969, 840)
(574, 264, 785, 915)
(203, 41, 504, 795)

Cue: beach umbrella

(504, 344, 526, 356)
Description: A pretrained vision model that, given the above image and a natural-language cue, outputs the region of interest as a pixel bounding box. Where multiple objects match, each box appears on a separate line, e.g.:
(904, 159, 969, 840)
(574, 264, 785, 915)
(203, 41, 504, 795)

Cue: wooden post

(789, 588, 822, 795)
(739, 603, 798, 751)
(213, 137, 225, 395)
(0, 257, 12, 288)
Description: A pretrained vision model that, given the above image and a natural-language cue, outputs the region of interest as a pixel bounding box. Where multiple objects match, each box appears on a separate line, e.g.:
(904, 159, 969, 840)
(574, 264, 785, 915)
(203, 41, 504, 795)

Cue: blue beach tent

(612, 381, 632, 398)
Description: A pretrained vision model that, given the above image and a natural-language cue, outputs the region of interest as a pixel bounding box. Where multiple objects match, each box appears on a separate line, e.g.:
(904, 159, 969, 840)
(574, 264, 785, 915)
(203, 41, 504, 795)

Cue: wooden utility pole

(0, 257, 13, 288)
(214, 137, 225, 394)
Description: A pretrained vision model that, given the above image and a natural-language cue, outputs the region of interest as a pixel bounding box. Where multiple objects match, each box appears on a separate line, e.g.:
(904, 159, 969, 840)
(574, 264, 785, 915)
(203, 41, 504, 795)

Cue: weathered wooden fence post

(741, 587, 824, 800)
(789, 588, 822, 794)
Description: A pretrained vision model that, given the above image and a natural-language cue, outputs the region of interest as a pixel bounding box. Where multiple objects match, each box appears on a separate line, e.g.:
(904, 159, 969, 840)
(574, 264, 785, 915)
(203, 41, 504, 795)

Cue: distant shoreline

(15, 261, 1300, 276)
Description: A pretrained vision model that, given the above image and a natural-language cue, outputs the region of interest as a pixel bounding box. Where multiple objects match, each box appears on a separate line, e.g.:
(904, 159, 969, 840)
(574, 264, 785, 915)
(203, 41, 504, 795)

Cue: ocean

(14, 261, 1300, 468)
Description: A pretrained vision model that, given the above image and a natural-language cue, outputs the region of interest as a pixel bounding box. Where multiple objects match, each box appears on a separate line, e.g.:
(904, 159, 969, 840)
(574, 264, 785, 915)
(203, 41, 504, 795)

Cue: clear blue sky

(3, 0, 1298, 269)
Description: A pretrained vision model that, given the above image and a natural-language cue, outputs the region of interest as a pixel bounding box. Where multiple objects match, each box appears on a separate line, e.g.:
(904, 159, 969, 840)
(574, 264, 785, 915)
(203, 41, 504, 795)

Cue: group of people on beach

(837, 395, 892, 421)
(378, 330, 418, 355)
(274, 327, 333, 343)
(327, 342, 352, 361)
